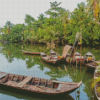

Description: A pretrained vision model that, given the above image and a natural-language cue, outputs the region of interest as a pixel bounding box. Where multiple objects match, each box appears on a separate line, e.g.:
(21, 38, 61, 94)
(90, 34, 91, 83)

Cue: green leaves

(45, 1, 65, 19)
(25, 14, 35, 24)
(1, 1, 100, 46)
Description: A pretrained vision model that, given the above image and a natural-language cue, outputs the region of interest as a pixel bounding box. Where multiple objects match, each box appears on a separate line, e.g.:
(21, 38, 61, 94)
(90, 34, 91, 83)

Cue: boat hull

(0, 71, 82, 95)
(22, 50, 40, 55)
(41, 57, 60, 65)
(0, 83, 79, 95)
(94, 66, 100, 100)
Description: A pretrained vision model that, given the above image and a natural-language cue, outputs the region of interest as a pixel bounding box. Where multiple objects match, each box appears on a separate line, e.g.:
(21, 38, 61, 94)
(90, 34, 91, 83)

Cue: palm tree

(37, 13, 46, 25)
(45, 1, 62, 19)
(38, 14, 45, 21)
(25, 14, 35, 24)
(5, 21, 14, 34)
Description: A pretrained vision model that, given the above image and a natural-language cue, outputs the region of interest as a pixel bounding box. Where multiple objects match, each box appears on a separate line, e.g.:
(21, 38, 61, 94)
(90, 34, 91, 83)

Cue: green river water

(0, 43, 100, 100)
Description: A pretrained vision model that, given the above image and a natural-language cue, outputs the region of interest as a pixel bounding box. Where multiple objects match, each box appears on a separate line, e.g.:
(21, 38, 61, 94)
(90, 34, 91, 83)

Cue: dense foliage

(0, 1, 100, 45)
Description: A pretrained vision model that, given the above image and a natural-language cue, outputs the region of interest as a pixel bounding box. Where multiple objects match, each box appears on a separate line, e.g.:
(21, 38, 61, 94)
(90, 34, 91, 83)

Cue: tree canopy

(1, 1, 100, 46)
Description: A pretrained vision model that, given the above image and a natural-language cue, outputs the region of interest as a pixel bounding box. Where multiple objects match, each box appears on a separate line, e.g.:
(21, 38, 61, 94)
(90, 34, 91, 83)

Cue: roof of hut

(75, 52, 81, 56)
(85, 52, 93, 56)
(41, 52, 47, 56)
(50, 50, 56, 54)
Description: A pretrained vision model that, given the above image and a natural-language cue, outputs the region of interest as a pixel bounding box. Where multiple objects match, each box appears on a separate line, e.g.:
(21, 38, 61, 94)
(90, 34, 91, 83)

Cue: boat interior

(0, 72, 59, 89)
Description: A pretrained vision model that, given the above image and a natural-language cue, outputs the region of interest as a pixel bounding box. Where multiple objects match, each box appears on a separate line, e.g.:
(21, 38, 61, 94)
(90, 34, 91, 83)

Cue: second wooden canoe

(0, 71, 82, 95)
(22, 50, 41, 55)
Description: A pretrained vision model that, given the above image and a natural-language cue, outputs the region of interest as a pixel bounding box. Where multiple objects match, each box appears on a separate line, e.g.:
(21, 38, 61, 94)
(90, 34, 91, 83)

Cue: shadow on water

(0, 86, 74, 100)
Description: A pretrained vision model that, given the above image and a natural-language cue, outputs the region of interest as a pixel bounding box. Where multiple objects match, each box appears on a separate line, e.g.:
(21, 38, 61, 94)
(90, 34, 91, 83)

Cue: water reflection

(0, 43, 99, 100)
(0, 88, 74, 100)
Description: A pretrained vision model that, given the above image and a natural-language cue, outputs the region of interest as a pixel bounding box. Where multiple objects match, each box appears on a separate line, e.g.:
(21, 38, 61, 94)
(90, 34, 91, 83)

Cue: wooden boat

(0, 71, 82, 95)
(50, 50, 57, 56)
(22, 50, 41, 55)
(94, 66, 100, 79)
(94, 66, 100, 100)
(57, 56, 65, 61)
(95, 60, 100, 66)
(84, 52, 95, 62)
(50, 50, 64, 61)
(73, 52, 85, 62)
(41, 53, 59, 65)
(86, 61, 99, 70)
(66, 52, 85, 64)
(66, 53, 72, 64)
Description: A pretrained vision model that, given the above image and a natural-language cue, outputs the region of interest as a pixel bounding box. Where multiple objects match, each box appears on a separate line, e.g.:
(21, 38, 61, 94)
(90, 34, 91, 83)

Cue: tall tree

(25, 14, 35, 24)
(45, 1, 62, 18)
(25, 14, 35, 35)
(37, 13, 46, 21)
(37, 13, 46, 27)
(5, 21, 14, 34)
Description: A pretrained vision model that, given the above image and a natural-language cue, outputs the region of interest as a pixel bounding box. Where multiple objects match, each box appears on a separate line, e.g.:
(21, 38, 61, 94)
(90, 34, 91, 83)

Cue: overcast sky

(0, 0, 86, 27)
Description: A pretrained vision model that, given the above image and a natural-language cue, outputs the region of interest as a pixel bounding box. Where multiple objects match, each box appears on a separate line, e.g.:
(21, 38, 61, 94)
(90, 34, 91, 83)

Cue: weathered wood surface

(0, 73, 8, 79)
(70, 34, 79, 57)
(57, 84, 62, 90)
(62, 45, 71, 58)
(0, 71, 82, 95)
(94, 66, 100, 100)
(86, 62, 99, 69)
(5, 81, 18, 86)
(41, 55, 59, 65)
(16, 76, 32, 87)
(22, 50, 41, 55)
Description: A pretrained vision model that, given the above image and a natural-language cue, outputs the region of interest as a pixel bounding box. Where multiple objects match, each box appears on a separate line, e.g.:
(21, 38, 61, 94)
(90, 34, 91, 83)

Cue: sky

(0, 0, 87, 27)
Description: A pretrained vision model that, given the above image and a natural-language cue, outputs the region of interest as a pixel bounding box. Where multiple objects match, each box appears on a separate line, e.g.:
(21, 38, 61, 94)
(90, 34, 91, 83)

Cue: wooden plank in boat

(16, 76, 32, 87)
(57, 84, 62, 90)
(52, 80, 78, 84)
(5, 81, 18, 86)
(0, 73, 8, 79)
(52, 80, 66, 84)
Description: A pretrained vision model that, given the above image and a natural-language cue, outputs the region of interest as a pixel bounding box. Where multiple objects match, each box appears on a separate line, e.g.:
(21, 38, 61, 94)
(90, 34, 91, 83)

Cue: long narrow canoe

(22, 50, 41, 55)
(94, 66, 100, 100)
(0, 71, 82, 95)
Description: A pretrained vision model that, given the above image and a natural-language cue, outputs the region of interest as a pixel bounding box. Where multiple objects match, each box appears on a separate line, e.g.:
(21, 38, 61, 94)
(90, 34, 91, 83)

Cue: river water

(0, 43, 99, 100)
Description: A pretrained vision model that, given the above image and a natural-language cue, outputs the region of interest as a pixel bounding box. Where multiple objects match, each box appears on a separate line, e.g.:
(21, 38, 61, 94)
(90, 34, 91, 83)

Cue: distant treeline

(0, 1, 100, 46)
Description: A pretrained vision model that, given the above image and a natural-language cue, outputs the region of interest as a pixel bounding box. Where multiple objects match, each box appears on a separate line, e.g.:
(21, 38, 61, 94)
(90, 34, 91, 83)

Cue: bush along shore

(0, 1, 100, 46)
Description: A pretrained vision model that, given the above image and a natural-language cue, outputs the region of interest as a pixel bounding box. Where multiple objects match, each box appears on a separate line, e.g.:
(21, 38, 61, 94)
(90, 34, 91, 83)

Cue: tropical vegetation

(0, 1, 100, 46)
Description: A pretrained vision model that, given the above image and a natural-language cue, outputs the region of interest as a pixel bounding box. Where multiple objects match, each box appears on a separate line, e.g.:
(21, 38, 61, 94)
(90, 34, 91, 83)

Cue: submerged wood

(94, 66, 100, 100)
(22, 50, 41, 55)
(0, 71, 82, 95)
